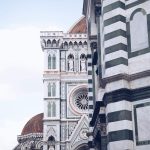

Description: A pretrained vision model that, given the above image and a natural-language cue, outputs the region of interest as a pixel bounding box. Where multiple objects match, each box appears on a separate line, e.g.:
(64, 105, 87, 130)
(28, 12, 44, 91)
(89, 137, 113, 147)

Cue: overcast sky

(0, 0, 83, 149)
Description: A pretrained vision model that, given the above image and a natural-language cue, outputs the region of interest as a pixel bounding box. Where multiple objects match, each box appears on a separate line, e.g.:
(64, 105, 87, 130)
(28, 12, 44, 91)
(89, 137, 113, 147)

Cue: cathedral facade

(40, 17, 89, 150)
(83, 0, 150, 150)
(14, 17, 89, 150)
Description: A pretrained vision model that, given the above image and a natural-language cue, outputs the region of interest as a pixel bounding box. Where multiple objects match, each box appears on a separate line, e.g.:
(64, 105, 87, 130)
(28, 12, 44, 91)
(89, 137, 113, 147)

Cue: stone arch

(48, 136, 55, 150)
(74, 144, 88, 150)
(79, 41, 83, 48)
(64, 41, 68, 49)
(83, 41, 87, 48)
(130, 8, 147, 21)
(129, 8, 149, 52)
(47, 39, 51, 47)
(69, 41, 73, 48)
(52, 39, 57, 47)
(41, 39, 46, 48)
(74, 41, 78, 49)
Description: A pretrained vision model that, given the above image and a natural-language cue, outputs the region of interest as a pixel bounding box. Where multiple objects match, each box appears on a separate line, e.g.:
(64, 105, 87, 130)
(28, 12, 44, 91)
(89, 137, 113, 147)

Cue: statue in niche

(68, 59, 74, 71)
(80, 54, 86, 71)
(80, 60, 86, 71)
(68, 54, 74, 71)
(49, 146, 55, 150)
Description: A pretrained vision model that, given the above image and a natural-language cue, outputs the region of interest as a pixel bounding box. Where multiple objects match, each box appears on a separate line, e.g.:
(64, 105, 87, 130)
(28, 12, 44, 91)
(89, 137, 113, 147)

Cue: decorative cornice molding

(101, 70, 150, 87)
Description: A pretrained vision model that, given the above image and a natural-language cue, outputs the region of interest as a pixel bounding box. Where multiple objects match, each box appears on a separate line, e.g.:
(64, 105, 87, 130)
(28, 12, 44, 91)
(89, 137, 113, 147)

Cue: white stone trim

(107, 120, 133, 132)
(104, 36, 127, 48)
(106, 100, 132, 114)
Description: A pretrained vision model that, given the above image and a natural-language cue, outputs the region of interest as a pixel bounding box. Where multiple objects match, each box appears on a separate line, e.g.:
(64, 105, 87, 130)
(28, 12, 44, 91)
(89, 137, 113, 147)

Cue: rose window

(74, 92, 88, 110)
(70, 87, 88, 113)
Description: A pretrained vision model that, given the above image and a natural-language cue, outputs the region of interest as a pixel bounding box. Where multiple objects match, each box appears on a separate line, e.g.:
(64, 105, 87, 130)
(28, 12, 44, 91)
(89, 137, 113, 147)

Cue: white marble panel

(129, 53, 150, 75)
(103, 8, 125, 21)
(108, 140, 134, 150)
(105, 64, 128, 77)
(105, 50, 128, 62)
(105, 79, 130, 92)
(106, 100, 132, 114)
(104, 21, 126, 34)
(107, 120, 133, 132)
(130, 77, 150, 90)
(104, 36, 127, 48)
(136, 105, 150, 141)
(103, 0, 125, 7)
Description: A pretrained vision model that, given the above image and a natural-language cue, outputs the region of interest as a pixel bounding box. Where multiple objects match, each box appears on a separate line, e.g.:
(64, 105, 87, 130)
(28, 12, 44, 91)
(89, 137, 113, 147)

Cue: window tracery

(48, 102, 56, 117)
(48, 83, 56, 97)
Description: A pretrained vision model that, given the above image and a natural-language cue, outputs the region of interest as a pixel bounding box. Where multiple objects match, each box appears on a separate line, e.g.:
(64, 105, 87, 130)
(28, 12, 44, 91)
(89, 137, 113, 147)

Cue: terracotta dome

(68, 17, 87, 34)
(21, 113, 43, 135)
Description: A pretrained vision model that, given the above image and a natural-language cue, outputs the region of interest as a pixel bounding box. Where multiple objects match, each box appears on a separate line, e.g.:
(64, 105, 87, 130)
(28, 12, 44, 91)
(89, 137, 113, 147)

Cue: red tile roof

(21, 113, 43, 135)
(68, 17, 87, 34)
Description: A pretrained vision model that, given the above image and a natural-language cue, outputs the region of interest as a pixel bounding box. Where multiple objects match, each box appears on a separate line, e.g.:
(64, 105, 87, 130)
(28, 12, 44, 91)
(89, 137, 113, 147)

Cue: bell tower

(40, 17, 89, 150)
(41, 31, 63, 150)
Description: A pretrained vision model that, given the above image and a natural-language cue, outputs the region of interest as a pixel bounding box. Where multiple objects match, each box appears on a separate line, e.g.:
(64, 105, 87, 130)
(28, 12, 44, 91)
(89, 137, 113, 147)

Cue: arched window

(48, 83, 52, 97)
(48, 102, 56, 117)
(48, 102, 52, 117)
(48, 136, 55, 150)
(52, 54, 56, 69)
(47, 39, 51, 47)
(64, 41, 68, 49)
(52, 102, 56, 117)
(48, 55, 52, 69)
(74, 41, 78, 49)
(130, 9, 148, 52)
(41, 39, 46, 48)
(69, 41, 73, 49)
(52, 83, 56, 97)
(80, 54, 87, 71)
(68, 54, 74, 71)
(52, 39, 57, 47)
(79, 41, 83, 48)
(83, 41, 87, 48)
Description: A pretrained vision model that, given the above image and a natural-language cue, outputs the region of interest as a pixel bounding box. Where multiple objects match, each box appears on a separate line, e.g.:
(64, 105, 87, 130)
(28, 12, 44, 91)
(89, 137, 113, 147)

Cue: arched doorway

(75, 144, 88, 150)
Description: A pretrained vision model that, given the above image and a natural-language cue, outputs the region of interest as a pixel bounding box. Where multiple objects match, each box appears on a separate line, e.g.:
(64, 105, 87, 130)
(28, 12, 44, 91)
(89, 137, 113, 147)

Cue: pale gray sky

(0, 0, 84, 149)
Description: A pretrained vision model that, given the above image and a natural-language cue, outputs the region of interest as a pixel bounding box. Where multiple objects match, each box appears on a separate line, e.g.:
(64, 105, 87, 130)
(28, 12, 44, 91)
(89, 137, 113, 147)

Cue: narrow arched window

(48, 136, 55, 149)
(48, 83, 52, 97)
(52, 83, 56, 97)
(79, 41, 83, 48)
(41, 39, 46, 48)
(74, 41, 78, 49)
(47, 39, 51, 47)
(52, 39, 57, 47)
(64, 41, 68, 49)
(130, 9, 148, 52)
(83, 41, 87, 48)
(48, 102, 52, 117)
(48, 55, 51, 69)
(69, 41, 73, 49)
(52, 54, 56, 69)
(52, 102, 56, 117)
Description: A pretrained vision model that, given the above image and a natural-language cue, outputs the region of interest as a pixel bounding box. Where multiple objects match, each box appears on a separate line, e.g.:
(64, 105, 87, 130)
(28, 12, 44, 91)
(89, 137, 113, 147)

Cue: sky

(0, 0, 84, 149)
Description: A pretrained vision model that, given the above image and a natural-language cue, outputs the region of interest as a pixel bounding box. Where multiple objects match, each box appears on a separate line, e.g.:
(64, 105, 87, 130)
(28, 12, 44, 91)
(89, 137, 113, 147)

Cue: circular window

(70, 87, 88, 113)
(74, 92, 88, 110)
